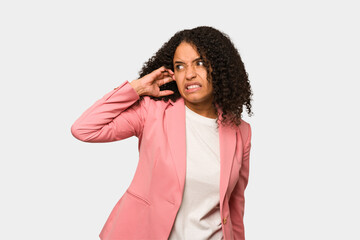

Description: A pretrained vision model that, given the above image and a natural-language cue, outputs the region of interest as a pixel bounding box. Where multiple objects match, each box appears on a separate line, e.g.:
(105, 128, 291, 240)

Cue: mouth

(185, 83, 202, 92)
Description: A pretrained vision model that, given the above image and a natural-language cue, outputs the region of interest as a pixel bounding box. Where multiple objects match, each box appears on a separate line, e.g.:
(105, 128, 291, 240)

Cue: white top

(168, 105, 223, 240)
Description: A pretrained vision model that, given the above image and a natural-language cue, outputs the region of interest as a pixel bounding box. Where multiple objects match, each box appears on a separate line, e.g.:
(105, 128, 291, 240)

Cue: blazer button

(114, 87, 119, 90)
(223, 217, 227, 225)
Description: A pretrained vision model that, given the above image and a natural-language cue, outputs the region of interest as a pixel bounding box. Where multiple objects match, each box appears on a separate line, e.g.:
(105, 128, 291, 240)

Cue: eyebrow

(174, 57, 203, 64)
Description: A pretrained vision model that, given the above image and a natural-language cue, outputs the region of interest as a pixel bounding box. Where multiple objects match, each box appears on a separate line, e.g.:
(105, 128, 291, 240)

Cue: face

(173, 42, 214, 109)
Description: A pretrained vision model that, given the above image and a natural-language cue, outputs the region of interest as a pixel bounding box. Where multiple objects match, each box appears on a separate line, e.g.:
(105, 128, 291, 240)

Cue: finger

(152, 66, 166, 78)
(161, 71, 171, 78)
(160, 67, 174, 76)
(159, 72, 174, 80)
(152, 66, 170, 80)
(151, 67, 174, 81)
(167, 69, 174, 75)
(158, 77, 174, 87)
(157, 66, 166, 72)
(161, 70, 174, 81)
(158, 90, 174, 97)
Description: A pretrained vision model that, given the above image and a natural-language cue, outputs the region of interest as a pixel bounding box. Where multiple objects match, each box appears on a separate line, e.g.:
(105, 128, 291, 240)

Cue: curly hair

(138, 26, 253, 126)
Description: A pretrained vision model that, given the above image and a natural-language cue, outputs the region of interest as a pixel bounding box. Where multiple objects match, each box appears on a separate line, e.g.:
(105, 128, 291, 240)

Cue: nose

(185, 66, 196, 80)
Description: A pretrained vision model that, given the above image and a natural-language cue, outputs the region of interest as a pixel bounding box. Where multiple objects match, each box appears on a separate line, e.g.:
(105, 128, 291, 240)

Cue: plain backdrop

(1, 0, 359, 239)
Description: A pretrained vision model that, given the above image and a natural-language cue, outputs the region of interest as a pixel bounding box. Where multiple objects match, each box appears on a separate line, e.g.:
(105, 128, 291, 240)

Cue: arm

(70, 80, 147, 142)
(229, 123, 252, 239)
(70, 66, 175, 143)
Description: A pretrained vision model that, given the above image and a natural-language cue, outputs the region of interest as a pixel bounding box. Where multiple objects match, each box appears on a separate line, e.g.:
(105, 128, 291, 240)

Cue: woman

(71, 26, 253, 240)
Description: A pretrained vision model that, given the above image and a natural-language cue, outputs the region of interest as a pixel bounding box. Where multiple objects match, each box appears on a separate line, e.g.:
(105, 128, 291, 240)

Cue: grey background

(1, 0, 359, 239)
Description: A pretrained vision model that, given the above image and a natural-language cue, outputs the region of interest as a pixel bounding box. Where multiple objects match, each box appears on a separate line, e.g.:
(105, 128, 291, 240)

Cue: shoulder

(137, 95, 177, 117)
(139, 95, 173, 108)
(238, 119, 252, 145)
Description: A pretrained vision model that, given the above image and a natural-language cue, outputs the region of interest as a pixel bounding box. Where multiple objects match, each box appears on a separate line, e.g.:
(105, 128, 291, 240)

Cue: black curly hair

(138, 26, 253, 126)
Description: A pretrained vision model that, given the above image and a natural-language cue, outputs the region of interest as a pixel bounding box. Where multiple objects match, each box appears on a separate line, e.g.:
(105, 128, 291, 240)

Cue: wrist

(130, 79, 146, 96)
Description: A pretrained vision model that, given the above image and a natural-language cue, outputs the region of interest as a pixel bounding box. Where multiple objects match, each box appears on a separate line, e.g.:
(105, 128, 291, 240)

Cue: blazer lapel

(218, 116, 237, 205)
(165, 98, 187, 198)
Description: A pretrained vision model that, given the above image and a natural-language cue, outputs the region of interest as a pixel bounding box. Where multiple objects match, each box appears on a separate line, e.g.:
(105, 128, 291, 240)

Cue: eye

(175, 64, 184, 70)
(196, 60, 205, 66)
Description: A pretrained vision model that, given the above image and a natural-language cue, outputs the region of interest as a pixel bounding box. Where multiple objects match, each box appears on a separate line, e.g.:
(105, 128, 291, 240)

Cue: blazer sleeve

(229, 122, 252, 240)
(70, 80, 148, 143)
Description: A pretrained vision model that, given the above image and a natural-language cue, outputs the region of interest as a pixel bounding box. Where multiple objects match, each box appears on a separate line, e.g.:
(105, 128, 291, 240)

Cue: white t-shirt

(168, 105, 223, 240)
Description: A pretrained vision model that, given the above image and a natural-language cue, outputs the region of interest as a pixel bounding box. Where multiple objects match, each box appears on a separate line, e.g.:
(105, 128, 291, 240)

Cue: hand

(130, 66, 175, 97)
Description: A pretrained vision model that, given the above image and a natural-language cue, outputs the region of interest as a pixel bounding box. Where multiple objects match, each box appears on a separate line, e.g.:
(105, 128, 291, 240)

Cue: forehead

(173, 42, 200, 61)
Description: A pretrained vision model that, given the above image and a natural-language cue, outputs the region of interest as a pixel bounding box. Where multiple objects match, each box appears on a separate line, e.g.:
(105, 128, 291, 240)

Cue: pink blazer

(71, 80, 252, 240)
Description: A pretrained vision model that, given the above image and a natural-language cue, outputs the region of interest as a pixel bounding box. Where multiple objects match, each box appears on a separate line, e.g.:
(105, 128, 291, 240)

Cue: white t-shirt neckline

(184, 105, 217, 127)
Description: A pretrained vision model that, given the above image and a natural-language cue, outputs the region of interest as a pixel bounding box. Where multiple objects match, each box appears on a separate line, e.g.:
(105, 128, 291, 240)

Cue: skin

(130, 42, 217, 119)
(173, 42, 216, 119)
(130, 66, 175, 98)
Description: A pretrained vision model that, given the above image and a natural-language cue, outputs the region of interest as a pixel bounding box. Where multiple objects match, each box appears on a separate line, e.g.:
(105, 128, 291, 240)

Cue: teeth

(187, 85, 201, 89)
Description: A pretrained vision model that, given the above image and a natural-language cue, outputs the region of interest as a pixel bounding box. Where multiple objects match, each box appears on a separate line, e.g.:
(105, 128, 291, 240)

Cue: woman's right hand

(130, 66, 175, 97)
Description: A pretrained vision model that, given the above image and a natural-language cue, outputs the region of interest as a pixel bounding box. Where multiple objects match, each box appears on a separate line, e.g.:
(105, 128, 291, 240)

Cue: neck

(185, 101, 217, 119)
